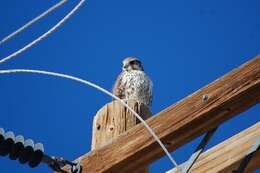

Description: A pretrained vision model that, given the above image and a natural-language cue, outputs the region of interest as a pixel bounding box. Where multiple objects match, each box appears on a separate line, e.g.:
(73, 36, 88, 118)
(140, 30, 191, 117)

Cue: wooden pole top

(91, 100, 151, 172)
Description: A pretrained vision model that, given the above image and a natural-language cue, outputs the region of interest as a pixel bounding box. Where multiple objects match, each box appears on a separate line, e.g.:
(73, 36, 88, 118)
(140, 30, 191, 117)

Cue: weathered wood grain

(69, 56, 260, 173)
(91, 100, 151, 172)
(168, 122, 260, 173)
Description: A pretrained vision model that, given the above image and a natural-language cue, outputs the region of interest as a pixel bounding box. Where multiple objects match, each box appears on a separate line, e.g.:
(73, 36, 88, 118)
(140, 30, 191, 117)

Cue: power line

(0, 0, 67, 45)
(0, 0, 86, 65)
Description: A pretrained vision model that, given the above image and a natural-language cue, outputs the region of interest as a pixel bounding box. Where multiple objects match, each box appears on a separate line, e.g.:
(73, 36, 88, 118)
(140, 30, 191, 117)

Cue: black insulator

(0, 131, 15, 156)
(19, 139, 34, 164)
(0, 128, 47, 169)
(29, 143, 44, 168)
(0, 128, 5, 155)
(9, 135, 24, 160)
(0, 128, 4, 141)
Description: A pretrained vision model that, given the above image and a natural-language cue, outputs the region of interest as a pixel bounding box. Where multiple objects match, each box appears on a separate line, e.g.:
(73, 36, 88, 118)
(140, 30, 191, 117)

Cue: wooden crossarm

(168, 122, 260, 173)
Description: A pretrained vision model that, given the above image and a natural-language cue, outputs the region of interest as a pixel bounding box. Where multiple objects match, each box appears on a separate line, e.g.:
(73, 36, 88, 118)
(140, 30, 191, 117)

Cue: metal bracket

(181, 127, 218, 173)
(233, 136, 260, 173)
(42, 155, 82, 173)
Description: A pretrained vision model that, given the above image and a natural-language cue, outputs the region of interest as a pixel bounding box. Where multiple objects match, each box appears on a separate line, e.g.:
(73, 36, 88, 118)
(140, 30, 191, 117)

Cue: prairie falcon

(113, 57, 153, 107)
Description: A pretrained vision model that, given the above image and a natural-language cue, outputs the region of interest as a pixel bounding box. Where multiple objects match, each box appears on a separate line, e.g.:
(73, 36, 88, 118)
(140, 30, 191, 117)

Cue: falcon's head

(122, 57, 144, 71)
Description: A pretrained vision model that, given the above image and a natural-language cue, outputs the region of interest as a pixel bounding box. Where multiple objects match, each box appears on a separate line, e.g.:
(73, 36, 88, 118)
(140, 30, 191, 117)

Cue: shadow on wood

(168, 122, 260, 173)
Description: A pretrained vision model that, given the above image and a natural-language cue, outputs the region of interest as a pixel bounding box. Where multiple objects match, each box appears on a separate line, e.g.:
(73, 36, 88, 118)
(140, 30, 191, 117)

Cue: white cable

(0, 0, 67, 45)
(0, 0, 86, 65)
(0, 0, 180, 169)
(0, 69, 179, 169)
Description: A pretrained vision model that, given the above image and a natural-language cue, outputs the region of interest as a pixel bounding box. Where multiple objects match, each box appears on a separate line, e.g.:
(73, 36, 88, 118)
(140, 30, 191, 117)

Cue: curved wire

(0, 0, 86, 65)
(0, 69, 179, 169)
(0, 0, 67, 45)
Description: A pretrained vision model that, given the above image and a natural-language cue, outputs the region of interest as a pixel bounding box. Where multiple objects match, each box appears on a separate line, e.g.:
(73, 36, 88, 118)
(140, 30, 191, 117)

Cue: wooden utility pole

(60, 56, 260, 173)
(68, 56, 260, 173)
(91, 100, 151, 173)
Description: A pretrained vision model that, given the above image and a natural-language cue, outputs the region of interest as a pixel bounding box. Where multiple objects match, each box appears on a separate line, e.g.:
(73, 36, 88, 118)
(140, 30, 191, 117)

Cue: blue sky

(0, 0, 259, 172)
